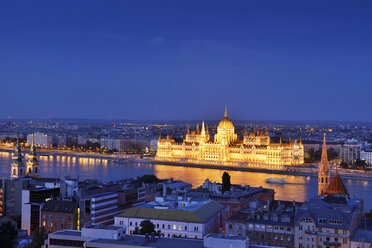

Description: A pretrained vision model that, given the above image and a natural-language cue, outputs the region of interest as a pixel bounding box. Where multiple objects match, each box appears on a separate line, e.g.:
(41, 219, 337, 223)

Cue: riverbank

(1, 146, 371, 181)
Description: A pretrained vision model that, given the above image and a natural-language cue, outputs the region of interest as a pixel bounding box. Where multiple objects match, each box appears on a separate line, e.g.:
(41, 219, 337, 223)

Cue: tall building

(340, 144, 361, 164)
(21, 187, 60, 235)
(156, 108, 304, 168)
(318, 134, 330, 196)
(10, 139, 26, 179)
(26, 134, 40, 178)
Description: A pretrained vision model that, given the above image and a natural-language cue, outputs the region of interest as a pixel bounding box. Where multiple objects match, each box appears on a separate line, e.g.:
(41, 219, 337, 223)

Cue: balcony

(324, 241, 341, 246)
(305, 230, 317, 235)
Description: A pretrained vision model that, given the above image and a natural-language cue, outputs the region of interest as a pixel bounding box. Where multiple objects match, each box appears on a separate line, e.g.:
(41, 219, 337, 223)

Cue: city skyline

(1, 1, 372, 122)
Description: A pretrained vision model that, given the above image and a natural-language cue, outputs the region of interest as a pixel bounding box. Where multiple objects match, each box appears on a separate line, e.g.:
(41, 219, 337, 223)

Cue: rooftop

(118, 198, 226, 223)
(84, 224, 123, 230)
(87, 235, 203, 248)
(42, 200, 76, 213)
(205, 233, 249, 241)
(52, 230, 82, 237)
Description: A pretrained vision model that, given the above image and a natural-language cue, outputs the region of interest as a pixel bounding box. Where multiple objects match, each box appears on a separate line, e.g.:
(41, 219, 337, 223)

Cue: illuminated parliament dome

(218, 107, 234, 130)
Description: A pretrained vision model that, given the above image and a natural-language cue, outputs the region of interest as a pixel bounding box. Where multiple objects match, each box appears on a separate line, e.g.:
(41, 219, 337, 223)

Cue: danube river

(1, 151, 371, 210)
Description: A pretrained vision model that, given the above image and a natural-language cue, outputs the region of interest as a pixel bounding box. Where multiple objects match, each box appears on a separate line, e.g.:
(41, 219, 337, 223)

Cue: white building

(114, 196, 229, 239)
(100, 137, 121, 151)
(27, 133, 53, 147)
(361, 150, 372, 164)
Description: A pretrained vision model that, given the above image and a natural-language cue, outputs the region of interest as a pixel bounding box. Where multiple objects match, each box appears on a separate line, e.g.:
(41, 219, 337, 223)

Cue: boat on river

(266, 178, 286, 184)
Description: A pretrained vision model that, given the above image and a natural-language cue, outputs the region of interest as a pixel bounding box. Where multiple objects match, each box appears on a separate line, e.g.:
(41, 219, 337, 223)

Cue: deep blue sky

(1, 1, 371, 122)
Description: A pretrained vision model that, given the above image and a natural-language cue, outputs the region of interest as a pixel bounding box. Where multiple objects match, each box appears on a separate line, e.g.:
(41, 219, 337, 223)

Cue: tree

(222, 172, 231, 193)
(354, 159, 368, 170)
(327, 148, 339, 161)
(138, 175, 159, 184)
(31, 227, 47, 248)
(340, 162, 349, 169)
(138, 220, 159, 235)
(0, 221, 18, 248)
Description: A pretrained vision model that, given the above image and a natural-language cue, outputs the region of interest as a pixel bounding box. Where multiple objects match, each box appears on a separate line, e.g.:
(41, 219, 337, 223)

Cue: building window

(343, 239, 347, 244)
(130, 221, 132, 226)
(185, 226, 187, 230)
(229, 224, 233, 229)
(168, 225, 170, 229)
(162, 224, 165, 228)
(178, 225, 182, 231)
(157, 224, 159, 228)
(173, 225, 176, 230)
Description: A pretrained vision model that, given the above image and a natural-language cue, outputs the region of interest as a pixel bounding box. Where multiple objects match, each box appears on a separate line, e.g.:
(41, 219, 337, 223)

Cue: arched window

(321, 178, 324, 183)
(326, 178, 328, 183)
(13, 169, 16, 175)
(35, 168, 38, 173)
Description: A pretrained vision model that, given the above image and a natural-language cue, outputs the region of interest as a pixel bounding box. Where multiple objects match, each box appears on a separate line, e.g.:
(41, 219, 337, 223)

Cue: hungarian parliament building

(156, 108, 304, 169)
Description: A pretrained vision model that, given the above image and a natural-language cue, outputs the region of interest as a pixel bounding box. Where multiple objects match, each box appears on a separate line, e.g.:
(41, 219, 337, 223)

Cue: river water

(1, 151, 371, 210)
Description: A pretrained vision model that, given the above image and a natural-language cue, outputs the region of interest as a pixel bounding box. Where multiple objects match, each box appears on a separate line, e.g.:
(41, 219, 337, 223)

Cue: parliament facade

(156, 108, 304, 169)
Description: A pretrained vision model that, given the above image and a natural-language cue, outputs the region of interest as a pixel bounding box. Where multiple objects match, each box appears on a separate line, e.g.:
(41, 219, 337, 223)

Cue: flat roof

(87, 236, 203, 248)
(205, 233, 248, 241)
(84, 224, 123, 230)
(52, 230, 82, 237)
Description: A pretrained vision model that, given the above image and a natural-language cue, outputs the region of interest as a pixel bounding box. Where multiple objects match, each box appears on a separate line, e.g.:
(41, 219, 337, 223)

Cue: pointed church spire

(265, 126, 268, 136)
(224, 106, 228, 118)
(280, 137, 282, 144)
(196, 123, 199, 134)
(201, 121, 205, 134)
(320, 133, 328, 166)
(318, 133, 330, 196)
(244, 126, 248, 137)
(187, 125, 190, 135)
(206, 125, 209, 134)
(14, 138, 23, 159)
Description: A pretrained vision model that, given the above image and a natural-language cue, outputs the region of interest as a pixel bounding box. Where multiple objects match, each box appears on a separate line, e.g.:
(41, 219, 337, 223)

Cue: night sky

(1, 1, 372, 122)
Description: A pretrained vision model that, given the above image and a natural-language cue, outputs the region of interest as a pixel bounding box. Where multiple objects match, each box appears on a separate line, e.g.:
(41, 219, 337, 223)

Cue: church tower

(10, 139, 26, 179)
(318, 133, 330, 196)
(26, 134, 40, 177)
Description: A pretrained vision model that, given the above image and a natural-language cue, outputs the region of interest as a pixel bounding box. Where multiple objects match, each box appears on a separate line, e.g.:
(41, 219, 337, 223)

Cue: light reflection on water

(1, 152, 372, 210)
